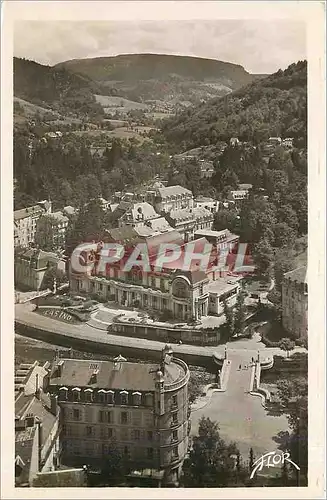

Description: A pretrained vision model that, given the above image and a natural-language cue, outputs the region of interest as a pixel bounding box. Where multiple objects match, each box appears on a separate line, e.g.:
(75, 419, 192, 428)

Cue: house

(282, 137, 294, 148)
(14, 201, 52, 248)
(15, 361, 61, 486)
(14, 248, 65, 291)
(36, 211, 69, 249)
(115, 202, 162, 229)
(199, 160, 214, 179)
(282, 266, 308, 338)
(268, 137, 282, 146)
(154, 185, 193, 213)
(194, 196, 219, 214)
(45, 348, 190, 484)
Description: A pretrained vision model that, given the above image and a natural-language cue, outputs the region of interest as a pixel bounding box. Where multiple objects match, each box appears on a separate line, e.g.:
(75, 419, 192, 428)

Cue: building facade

(69, 230, 241, 321)
(45, 348, 190, 484)
(282, 266, 308, 338)
(15, 361, 61, 486)
(15, 248, 65, 291)
(153, 185, 193, 213)
(14, 200, 52, 248)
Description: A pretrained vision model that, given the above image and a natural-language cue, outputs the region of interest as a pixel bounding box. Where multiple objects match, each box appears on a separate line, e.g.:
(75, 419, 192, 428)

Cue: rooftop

(206, 275, 241, 296)
(14, 205, 45, 221)
(49, 356, 186, 391)
(158, 185, 193, 198)
(284, 266, 307, 284)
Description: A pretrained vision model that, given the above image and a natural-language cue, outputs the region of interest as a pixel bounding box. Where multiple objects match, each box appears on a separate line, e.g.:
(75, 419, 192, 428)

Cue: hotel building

(45, 347, 190, 484)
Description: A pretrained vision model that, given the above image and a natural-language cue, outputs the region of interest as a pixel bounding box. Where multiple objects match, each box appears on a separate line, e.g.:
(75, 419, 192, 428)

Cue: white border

(1, 1, 326, 499)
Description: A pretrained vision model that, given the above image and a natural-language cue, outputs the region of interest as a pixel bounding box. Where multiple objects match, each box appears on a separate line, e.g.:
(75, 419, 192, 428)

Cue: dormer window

(59, 387, 68, 401)
(85, 388, 93, 402)
(98, 389, 106, 403)
(132, 392, 141, 406)
(72, 387, 81, 402)
(120, 391, 128, 405)
(107, 390, 114, 404)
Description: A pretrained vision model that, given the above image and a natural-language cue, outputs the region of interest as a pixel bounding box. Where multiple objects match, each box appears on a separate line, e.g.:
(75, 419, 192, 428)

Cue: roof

(158, 185, 192, 198)
(195, 196, 215, 203)
(168, 208, 195, 222)
(194, 228, 229, 238)
(238, 183, 253, 190)
(49, 357, 185, 391)
(284, 266, 307, 284)
(14, 205, 45, 221)
(51, 211, 69, 223)
(192, 206, 214, 219)
(33, 468, 87, 487)
(207, 276, 240, 296)
(15, 248, 59, 269)
(63, 206, 75, 215)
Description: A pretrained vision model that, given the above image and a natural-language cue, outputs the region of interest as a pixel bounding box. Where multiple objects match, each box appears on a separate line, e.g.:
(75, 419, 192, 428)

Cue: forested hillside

(161, 61, 307, 150)
(14, 57, 104, 119)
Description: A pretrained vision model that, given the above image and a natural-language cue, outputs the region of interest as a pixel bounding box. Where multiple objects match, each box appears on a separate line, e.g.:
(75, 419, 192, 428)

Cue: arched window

(172, 279, 190, 298)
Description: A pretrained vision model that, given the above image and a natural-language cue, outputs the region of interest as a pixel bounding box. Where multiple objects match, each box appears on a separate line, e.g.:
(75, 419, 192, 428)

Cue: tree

(35, 215, 56, 252)
(182, 417, 246, 487)
(273, 222, 297, 249)
(99, 441, 129, 486)
(279, 338, 295, 358)
(233, 287, 247, 336)
(275, 377, 308, 484)
(223, 298, 234, 338)
(252, 238, 274, 277)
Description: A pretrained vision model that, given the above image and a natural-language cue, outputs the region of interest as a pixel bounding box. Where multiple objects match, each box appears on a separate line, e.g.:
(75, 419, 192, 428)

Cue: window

(121, 412, 128, 424)
(98, 391, 105, 404)
(147, 431, 153, 441)
(73, 409, 80, 421)
(86, 426, 94, 437)
(107, 391, 114, 404)
(145, 393, 153, 407)
(147, 447, 154, 459)
(107, 428, 113, 439)
(73, 391, 80, 402)
(132, 392, 141, 406)
(172, 430, 178, 442)
(85, 390, 93, 402)
(120, 391, 128, 405)
(151, 277, 156, 288)
(124, 446, 130, 458)
(172, 413, 178, 424)
(172, 394, 178, 407)
(99, 411, 112, 423)
(173, 447, 178, 458)
(134, 429, 141, 440)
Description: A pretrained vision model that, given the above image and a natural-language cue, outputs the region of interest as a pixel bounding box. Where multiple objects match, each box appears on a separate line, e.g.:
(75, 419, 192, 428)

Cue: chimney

(57, 360, 64, 377)
(50, 394, 58, 416)
(113, 355, 126, 371)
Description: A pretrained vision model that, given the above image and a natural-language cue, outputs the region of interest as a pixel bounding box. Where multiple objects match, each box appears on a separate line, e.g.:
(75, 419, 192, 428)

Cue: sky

(14, 20, 306, 74)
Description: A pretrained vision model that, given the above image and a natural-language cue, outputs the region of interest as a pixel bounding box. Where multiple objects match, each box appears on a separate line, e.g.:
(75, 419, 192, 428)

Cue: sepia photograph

(1, 1, 325, 498)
